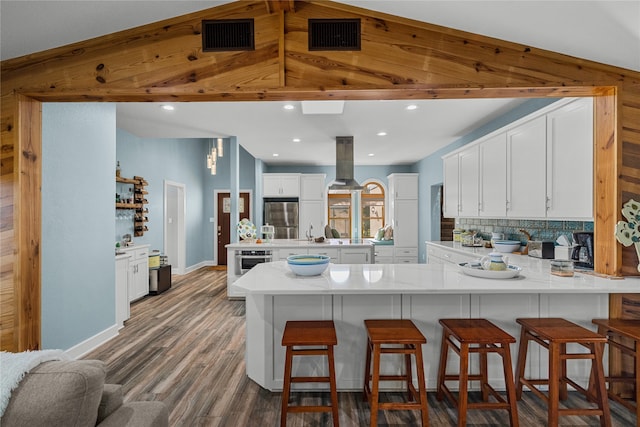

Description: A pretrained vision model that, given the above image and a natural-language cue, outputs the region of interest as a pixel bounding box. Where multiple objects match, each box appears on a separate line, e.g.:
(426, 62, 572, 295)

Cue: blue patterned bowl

(287, 254, 330, 276)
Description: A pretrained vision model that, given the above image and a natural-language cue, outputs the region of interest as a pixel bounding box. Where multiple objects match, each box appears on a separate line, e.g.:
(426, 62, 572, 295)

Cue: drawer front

(374, 246, 394, 257)
(395, 256, 418, 264)
(134, 248, 149, 259)
(394, 247, 418, 257)
(312, 248, 339, 261)
(374, 256, 394, 264)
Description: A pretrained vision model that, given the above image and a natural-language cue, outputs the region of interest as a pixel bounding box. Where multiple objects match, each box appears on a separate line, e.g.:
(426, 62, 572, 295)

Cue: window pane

(361, 182, 385, 238)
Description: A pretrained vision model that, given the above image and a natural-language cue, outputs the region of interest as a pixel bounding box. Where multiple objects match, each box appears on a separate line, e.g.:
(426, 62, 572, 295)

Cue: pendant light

(206, 139, 217, 175)
(217, 138, 224, 157)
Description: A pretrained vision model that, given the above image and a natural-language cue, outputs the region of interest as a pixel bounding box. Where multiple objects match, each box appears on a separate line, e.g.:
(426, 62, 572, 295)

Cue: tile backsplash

(455, 218, 593, 244)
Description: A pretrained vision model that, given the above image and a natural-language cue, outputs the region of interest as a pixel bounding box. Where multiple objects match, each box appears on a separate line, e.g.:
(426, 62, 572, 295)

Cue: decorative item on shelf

(116, 160, 121, 177)
(615, 198, 640, 272)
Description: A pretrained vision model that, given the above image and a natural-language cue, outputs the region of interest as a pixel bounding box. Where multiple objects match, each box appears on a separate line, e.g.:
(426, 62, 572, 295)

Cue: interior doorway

(215, 191, 251, 266)
(164, 181, 186, 274)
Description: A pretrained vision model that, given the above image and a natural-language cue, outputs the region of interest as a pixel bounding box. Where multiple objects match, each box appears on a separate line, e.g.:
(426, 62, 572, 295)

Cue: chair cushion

(1, 360, 106, 427)
(97, 384, 123, 424)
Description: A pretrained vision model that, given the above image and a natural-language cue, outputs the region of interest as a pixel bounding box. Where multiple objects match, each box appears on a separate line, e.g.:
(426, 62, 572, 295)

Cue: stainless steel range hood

(329, 136, 364, 191)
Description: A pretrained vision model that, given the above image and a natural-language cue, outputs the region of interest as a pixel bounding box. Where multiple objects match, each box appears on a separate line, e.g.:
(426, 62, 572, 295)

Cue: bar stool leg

(458, 342, 470, 427)
(591, 342, 612, 427)
(436, 329, 449, 401)
(370, 343, 381, 427)
(363, 338, 372, 402)
(280, 346, 293, 427)
(414, 343, 429, 426)
(559, 343, 568, 401)
(480, 344, 489, 402)
(405, 347, 413, 401)
(636, 340, 640, 423)
(502, 343, 520, 427)
(515, 327, 529, 400)
(548, 342, 560, 426)
(327, 345, 340, 427)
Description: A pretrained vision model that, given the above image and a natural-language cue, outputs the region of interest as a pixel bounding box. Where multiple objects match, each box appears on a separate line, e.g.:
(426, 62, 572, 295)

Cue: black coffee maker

(571, 231, 594, 269)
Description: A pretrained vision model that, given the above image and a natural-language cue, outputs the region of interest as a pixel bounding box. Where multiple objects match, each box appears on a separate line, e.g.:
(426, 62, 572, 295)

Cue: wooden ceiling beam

(265, 1, 295, 14)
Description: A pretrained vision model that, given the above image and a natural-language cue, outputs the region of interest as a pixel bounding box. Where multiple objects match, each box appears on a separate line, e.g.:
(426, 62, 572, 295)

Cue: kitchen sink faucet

(305, 223, 313, 241)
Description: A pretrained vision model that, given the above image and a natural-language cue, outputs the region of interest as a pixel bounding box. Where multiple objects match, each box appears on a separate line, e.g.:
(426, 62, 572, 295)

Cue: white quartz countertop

(232, 261, 640, 295)
(226, 239, 374, 249)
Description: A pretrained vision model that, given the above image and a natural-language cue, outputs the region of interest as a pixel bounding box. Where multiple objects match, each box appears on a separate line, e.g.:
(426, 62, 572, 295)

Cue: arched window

(361, 181, 385, 238)
(328, 191, 351, 238)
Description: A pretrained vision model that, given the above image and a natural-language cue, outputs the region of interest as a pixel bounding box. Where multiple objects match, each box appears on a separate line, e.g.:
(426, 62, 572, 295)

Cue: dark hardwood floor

(84, 268, 637, 426)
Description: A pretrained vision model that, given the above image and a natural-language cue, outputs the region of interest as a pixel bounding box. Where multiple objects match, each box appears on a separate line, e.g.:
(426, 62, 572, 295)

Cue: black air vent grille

(202, 19, 254, 51)
(309, 19, 361, 51)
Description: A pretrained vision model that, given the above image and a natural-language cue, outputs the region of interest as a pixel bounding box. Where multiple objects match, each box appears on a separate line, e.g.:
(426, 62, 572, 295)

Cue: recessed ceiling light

(293, 138, 301, 143)
(368, 153, 375, 157)
(377, 131, 387, 136)
(406, 104, 418, 111)
(283, 104, 295, 110)
(272, 153, 279, 157)
(161, 104, 174, 111)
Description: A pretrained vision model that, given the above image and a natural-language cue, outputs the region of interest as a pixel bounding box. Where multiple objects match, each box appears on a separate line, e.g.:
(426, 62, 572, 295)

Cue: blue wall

(116, 131, 258, 264)
(414, 98, 560, 262)
(42, 103, 116, 350)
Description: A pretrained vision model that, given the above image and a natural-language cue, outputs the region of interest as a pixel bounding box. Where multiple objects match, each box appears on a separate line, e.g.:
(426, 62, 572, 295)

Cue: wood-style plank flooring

(84, 268, 637, 426)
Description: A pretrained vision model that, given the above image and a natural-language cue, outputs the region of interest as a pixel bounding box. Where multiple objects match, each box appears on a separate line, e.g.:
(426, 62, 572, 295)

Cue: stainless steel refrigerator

(263, 198, 299, 239)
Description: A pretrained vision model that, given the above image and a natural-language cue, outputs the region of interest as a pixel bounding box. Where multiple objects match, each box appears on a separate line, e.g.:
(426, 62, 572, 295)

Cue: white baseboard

(65, 324, 119, 359)
(182, 260, 215, 275)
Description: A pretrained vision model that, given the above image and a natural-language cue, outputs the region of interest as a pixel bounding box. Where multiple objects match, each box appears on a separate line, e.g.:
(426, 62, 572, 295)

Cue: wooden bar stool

(514, 318, 610, 427)
(280, 320, 339, 427)
(592, 318, 640, 421)
(363, 319, 428, 427)
(436, 318, 519, 427)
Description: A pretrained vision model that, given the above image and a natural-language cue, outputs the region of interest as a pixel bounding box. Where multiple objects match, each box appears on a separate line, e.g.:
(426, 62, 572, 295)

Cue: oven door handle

(237, 254, 273, 259)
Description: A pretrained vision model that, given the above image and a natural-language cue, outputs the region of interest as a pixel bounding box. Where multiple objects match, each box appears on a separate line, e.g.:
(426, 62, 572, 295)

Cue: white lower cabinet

(374, 245, 394, 263)
(393, 247, 418, 264)
(339, 248, 372, 264)
(115, 256, 130, 327)
(248, 291, 608, 391)
(121, 246, 149, 302)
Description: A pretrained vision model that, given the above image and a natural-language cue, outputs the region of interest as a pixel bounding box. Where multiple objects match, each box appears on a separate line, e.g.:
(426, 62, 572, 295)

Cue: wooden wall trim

(594, 89, 619, 276)
(16, 95, 41, 351)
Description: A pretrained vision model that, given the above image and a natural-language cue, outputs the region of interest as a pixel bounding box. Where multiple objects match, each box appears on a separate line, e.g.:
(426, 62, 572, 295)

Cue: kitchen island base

(245, 292, 609, 392)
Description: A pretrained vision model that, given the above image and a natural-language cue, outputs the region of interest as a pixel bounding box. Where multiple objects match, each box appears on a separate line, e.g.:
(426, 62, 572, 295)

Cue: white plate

(458, 262, 522, 279)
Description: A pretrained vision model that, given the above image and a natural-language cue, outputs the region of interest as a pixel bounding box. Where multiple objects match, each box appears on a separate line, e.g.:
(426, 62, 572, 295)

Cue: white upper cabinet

(479, 132, 507, 217)
(388, 173, 419, 200)
(458, 146, 479, 217)
(506, 115, 547, 218)
(263, 174, 300, 197)
(442, 155, 460, 218)
(443, 147, 479, 218)
(546, 98, 593, 219)
(442, 98, 593, 220)
(300, 174, 325, 200)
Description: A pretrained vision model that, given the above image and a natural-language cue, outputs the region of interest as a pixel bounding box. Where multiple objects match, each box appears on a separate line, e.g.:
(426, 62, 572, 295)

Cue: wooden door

(217, 192, 250, 265)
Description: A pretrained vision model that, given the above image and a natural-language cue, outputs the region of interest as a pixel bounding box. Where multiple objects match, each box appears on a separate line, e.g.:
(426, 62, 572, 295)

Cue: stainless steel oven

(235, 249, 273, 276)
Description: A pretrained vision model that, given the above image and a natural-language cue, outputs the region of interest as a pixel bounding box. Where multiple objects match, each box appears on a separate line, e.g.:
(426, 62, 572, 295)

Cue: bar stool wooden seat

(363, 319, 428, 427)
(280, 320, 339, 427)
(592, 318, 640, 421)
(436, 318, 519, 427)
(514, 318, 611, 427)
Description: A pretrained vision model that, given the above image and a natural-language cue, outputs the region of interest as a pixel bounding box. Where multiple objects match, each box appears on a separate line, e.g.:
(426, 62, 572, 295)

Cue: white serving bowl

(492, 240, 521, 253)
(287, 254, 330, 276)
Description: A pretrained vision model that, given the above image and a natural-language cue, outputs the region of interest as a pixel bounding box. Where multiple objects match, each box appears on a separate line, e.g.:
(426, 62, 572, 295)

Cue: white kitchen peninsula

(226, 239, 374, 297)
(233, 261, 640, 392)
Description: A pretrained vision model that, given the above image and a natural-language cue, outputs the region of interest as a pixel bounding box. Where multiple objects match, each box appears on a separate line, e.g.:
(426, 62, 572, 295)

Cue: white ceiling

(2, 1, 638, 166)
